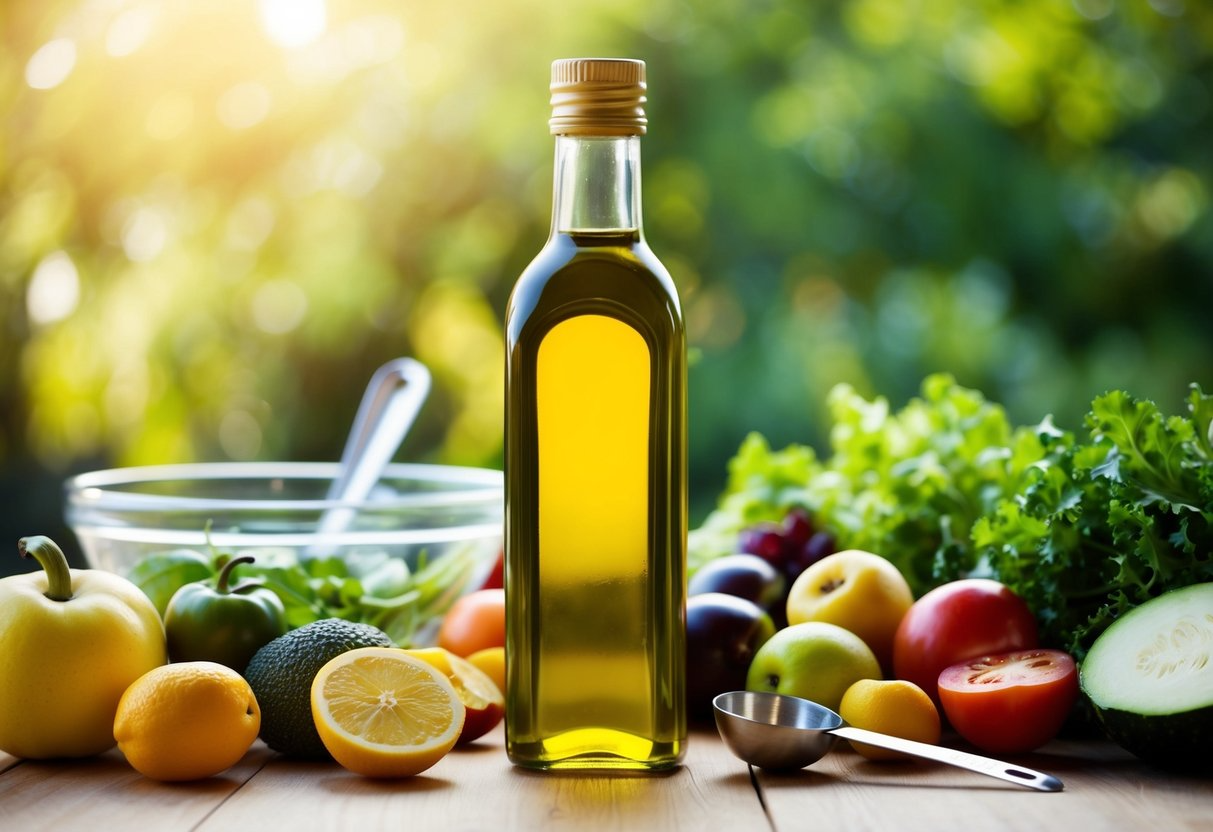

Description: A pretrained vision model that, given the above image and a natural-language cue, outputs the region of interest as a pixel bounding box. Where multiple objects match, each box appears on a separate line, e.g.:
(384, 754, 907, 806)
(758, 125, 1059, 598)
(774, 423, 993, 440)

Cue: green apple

(745, 621, 881, 713)
(785, 549, 913, 672)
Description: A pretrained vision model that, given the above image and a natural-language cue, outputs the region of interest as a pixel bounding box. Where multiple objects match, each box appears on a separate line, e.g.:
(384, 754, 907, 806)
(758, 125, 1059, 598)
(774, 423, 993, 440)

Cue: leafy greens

(689, 374, 1213, 658)
(130, 539, 482, 647)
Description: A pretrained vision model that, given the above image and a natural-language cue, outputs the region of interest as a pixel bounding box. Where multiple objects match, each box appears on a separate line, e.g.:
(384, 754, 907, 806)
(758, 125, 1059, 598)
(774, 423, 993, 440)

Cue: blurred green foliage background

(2, 0, 1211, 574)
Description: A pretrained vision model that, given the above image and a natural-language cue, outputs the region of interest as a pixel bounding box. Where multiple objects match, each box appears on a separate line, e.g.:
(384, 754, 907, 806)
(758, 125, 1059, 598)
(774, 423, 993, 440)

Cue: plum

(688, 554, 786, 615)
(685, 593, 776, 721)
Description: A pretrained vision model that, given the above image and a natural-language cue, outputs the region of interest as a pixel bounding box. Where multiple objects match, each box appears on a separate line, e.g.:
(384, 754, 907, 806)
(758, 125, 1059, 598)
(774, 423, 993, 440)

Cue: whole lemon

(114, 662, 261, 781)
(0, 537, 166, 759)
(839, 678, 941, 761)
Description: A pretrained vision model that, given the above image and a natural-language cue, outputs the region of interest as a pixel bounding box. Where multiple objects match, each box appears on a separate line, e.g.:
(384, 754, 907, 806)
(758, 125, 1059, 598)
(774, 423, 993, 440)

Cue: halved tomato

(937, 649, 1078, 754)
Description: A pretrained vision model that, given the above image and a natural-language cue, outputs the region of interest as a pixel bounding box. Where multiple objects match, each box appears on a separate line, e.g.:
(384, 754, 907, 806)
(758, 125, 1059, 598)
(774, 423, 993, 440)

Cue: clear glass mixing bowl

(64, 461, 503, 585)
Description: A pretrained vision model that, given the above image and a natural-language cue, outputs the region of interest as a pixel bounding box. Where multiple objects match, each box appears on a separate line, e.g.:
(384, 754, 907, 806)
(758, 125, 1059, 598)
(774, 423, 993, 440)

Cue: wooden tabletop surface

(1, 725, 1208, 831)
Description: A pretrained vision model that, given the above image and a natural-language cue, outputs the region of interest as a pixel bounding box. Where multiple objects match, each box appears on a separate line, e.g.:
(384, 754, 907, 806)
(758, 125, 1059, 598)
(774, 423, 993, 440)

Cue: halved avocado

(1079, 582, 1213, 770)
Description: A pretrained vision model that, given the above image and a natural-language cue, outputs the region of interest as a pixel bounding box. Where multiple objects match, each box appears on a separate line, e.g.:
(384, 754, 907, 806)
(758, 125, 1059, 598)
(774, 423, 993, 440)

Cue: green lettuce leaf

(691, 376, 1213, 660)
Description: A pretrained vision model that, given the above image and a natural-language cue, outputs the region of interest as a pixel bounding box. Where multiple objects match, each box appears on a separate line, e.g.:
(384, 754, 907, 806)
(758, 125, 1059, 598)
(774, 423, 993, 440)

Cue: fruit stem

(217, 555, 260, 595)
(18, 535, 74, 602)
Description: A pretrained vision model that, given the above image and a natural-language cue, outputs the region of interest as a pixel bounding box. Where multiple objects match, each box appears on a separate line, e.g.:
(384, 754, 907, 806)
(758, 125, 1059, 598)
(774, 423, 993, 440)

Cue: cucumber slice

(1079, 582, 1213, 769)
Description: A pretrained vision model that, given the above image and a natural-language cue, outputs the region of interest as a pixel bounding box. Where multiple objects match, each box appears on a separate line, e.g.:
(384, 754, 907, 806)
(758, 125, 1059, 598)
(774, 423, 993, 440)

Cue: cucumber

(1079, 582, 1213, 770)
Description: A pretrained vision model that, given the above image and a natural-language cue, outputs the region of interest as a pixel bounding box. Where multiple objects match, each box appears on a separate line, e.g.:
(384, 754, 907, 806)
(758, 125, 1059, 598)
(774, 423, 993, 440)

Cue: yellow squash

(0, 536, 166, 759)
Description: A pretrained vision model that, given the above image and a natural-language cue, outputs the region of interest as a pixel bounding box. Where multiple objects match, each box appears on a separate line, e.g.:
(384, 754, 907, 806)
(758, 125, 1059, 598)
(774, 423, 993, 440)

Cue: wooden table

(2, 726, 1208, 831)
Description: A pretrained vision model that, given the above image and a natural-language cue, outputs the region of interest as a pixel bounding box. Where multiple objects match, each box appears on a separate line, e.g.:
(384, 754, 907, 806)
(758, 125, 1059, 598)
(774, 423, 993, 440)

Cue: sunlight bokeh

(1, 0, 1211, 566)
(260, 0, 328, 49)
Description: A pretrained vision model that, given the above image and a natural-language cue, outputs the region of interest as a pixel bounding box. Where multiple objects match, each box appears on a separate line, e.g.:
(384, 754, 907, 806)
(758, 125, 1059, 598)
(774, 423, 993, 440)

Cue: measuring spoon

(713, 690, 1063, 792)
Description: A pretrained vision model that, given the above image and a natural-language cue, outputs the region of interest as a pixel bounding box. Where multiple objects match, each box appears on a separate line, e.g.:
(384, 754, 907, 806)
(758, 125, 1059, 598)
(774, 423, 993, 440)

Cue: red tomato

(892, 578, 1037, 704)
(938, 649, 1078, 754)
(438, 588, 506, 657)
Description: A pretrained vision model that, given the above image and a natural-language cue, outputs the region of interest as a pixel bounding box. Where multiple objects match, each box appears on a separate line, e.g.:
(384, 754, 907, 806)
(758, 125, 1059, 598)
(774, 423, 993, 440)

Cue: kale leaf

(690, 376, 1213, 659)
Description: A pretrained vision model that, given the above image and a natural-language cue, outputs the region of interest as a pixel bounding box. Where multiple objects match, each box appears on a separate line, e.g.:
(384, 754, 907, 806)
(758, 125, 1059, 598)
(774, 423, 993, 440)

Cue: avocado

(244, 618, 393, 758)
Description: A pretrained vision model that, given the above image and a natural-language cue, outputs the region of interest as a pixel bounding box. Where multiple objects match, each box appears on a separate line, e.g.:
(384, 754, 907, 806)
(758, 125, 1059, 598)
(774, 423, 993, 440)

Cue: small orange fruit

(838, 678, 941, 761)
(310, 647, 464, 778)
(404, 647, 505, 744)
(113, 661, 260, 781)
(467, 646, 506, 696)
(437, 589, 505, 657)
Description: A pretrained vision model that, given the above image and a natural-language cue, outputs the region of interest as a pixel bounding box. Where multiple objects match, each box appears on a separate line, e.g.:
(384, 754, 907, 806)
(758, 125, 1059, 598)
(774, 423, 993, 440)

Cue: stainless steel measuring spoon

(713, 690, 1063, 792)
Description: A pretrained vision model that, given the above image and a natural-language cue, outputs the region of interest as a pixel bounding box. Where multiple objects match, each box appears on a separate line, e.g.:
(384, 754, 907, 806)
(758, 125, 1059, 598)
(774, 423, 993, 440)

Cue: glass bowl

(64, 462, 503, 642)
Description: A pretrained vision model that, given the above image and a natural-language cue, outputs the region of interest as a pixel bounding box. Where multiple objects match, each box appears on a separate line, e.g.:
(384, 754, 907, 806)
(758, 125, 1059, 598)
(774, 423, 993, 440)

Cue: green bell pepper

(128, 548, 215, 617)
(164, 555, 287, 673)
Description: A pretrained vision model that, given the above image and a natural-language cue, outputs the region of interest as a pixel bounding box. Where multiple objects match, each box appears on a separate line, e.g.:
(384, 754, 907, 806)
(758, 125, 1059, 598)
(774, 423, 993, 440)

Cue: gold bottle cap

(549, 58, 647, 136)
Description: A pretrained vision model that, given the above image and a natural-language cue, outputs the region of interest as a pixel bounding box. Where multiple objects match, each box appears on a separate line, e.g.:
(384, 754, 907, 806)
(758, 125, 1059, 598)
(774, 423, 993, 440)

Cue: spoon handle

(830, 726, 1063, 792)
(313, 358, 432, 544)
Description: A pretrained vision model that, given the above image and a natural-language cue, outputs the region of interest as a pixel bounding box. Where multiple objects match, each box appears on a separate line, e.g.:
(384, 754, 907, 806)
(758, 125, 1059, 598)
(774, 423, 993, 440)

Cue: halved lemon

(310, 647, 465, 778)
(404, 647, 505, 744)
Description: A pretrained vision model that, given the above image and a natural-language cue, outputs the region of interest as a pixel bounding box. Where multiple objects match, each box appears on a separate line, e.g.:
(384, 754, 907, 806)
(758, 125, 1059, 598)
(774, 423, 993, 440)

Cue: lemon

(404, 647, 505, 744)
(839, 678, 941, 761)
(310, 647, 465, 778)
(113, 662, 260, 781)
(467, 646, 506, 696)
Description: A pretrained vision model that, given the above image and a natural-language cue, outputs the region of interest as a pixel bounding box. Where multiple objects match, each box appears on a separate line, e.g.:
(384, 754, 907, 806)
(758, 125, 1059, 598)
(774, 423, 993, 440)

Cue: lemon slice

(404, 647, 505, 744)
(467, 646, 506, 695)
(310, 647, 465, 778)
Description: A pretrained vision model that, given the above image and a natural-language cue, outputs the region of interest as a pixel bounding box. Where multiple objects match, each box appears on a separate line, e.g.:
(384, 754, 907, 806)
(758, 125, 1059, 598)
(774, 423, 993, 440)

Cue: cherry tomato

(437, 588, 505, 657)
(892, 578, 1037, 704)
(938, 649, 1078, 754)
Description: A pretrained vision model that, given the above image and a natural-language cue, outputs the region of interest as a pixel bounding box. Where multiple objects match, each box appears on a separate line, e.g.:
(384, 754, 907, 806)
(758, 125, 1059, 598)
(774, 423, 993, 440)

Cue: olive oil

(504, 60, 687, 770)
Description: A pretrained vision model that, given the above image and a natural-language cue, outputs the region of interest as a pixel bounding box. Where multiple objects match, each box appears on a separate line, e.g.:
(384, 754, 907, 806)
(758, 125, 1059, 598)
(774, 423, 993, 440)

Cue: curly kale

(690, 376, 1213, 661)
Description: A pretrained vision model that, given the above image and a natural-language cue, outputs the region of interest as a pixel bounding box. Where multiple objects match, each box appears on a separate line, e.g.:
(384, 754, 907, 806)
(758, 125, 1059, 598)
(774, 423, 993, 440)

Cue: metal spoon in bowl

(310, 358, 432, 549)
(713, 690, 1063, 793)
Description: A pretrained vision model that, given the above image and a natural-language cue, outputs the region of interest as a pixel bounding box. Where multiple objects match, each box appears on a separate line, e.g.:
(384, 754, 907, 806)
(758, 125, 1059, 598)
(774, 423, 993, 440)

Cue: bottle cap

(549, 58, 647, 136)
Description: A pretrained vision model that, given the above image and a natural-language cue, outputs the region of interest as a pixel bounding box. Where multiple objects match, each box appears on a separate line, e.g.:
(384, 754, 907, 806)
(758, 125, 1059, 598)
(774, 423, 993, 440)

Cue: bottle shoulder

(516, 231, 671, 286)
(507, 232, 683, 343)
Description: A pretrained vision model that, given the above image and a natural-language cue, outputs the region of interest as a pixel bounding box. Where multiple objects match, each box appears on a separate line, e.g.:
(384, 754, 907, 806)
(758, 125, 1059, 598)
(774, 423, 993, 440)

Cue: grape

(738, 523, 787, 566)
(784, 530, 837, 582)
(739, 509, 837, 585)
(781, 507, 814, 547)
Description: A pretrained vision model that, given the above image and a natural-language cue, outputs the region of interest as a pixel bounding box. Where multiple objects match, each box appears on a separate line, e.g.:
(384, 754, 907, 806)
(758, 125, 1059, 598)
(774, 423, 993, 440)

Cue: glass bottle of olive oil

(504, 58, 687, 770)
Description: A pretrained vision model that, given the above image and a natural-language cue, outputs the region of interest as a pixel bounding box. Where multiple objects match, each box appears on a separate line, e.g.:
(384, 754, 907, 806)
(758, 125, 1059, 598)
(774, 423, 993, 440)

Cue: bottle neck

(551, 134, 643, 235)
